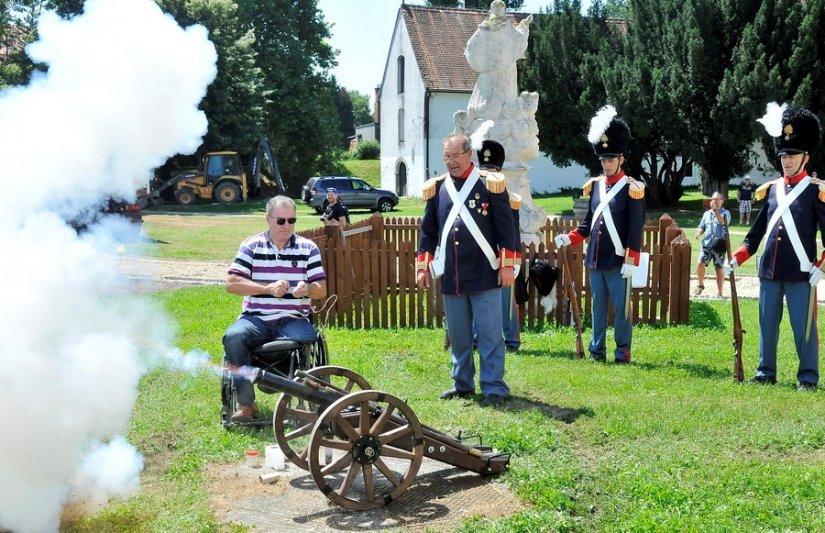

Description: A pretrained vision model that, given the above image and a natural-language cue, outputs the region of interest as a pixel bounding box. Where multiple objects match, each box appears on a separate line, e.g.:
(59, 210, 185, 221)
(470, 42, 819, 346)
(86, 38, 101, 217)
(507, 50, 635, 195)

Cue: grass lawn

(66, 286, 825, 532)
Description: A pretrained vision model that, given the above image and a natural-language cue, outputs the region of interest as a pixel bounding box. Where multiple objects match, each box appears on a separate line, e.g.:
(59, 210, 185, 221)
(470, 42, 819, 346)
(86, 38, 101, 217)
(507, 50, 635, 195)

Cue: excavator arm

(250, 136, 287, 195)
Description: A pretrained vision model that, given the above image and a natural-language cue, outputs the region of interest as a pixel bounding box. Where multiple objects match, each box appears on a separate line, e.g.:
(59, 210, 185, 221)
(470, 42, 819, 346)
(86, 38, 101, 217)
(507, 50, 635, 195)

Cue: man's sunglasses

(271, 217, 297, 225)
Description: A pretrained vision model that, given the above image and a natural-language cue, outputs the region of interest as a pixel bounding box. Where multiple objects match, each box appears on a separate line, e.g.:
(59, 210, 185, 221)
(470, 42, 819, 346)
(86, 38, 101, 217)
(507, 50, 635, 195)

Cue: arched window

(397, 56, 405, 94)
(398, 109, 404, 143)
(396, 162, 408, 197)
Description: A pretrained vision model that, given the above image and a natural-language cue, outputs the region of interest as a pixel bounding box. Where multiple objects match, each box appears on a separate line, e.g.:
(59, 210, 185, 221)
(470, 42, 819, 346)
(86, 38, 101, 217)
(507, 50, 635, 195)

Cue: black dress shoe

(614, 358, 630, 365)
(440, 388, 473, 400)
(798, 381, 818, 392)
(481, 394, 506, 408)
(589, 354, 606, 362)
(747, 375, 777, 385)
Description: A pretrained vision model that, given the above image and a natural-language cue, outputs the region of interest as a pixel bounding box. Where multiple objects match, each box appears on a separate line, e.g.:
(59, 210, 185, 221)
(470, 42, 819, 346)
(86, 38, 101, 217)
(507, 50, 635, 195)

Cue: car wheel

(175, 188, 197, 205)
(215, 182, 241, 203)
(377, 198, 394, 212)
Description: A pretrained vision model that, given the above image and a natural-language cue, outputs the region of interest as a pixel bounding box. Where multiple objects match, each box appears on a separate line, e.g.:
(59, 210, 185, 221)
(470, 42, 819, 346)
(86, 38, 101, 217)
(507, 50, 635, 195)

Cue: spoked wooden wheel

(273, 366, 370, 470)
(307, 390, 424, 510)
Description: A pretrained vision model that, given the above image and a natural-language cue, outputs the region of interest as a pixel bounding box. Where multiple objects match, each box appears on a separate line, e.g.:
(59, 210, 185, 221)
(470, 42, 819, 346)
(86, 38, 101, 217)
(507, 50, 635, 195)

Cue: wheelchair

(220, 331, 329, 428)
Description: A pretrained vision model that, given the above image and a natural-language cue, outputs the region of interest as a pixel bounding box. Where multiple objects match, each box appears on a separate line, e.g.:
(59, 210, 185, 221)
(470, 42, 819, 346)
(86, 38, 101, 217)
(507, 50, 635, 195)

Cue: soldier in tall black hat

(554, 105, 645, 364)
(728, 103, 825, 391)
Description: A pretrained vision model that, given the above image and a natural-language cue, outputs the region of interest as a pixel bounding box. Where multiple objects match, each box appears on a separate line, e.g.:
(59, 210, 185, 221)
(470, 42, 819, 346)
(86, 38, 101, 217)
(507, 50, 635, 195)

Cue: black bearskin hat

(477, 140, 505, 170)
(588, 105, 631, 160)
(758, 102, 821, 155)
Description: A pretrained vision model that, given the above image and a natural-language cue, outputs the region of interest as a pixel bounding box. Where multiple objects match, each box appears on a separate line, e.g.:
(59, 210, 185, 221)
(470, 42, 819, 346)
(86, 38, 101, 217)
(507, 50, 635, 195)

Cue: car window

(306, 177, 317, 189)
(353, 180, 371, 191)
(333, 179, 352, 191)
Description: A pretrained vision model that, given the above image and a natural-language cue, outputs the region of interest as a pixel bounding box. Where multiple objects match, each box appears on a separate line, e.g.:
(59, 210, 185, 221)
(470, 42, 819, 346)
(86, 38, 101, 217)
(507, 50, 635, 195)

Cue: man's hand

(620, 263, 636, 279)
(724, 259, 738, 276)
(417, 270, 431, 290)
(267, 280, 290, 297)
(554, 234, 571, 249)
(292, 281, 310, 298)
(498, 266, 515, 287)
(809, 265, 824, 287)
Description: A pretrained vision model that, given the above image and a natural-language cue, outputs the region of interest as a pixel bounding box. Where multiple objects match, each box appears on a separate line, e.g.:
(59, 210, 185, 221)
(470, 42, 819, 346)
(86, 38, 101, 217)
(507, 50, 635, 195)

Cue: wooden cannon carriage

(250, 365, 510, 510)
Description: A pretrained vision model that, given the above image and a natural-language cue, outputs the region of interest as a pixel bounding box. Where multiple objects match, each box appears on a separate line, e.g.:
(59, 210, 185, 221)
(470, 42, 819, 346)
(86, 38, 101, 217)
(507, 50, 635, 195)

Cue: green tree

(335, 86, 355, 150)
(349, 89, 373, 126)
(158, 0, 264, 161)
(238, 0, 341, 189)
(519, 0, 615, 175)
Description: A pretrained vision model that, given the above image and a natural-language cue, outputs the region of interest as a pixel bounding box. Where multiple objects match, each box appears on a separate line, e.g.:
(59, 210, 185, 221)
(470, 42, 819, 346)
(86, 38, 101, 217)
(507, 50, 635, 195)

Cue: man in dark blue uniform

(417, 133, 519, 407)
(555, 105, 645, 364)
(728, 104, 825, 391)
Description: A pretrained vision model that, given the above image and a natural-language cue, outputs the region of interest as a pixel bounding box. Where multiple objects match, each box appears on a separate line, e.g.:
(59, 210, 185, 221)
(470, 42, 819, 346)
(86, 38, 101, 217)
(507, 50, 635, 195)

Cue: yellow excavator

(155, 137, 286, 205)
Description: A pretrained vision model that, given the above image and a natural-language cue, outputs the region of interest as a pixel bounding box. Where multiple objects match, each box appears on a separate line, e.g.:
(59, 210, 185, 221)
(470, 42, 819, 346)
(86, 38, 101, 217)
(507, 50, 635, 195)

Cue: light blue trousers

(444, 288, 509, 398)
(756, 279, 819, 384)
(589, 267, 632, 362)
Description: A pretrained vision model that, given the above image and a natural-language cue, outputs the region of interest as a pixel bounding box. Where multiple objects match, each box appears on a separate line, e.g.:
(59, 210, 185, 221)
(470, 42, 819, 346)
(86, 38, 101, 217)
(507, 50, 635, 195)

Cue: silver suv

(301, 176, 399, 213)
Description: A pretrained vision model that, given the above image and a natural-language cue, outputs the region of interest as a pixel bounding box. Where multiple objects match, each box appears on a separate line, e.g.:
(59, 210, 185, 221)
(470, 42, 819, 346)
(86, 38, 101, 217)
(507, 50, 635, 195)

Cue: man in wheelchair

(223, 196, 327, 421)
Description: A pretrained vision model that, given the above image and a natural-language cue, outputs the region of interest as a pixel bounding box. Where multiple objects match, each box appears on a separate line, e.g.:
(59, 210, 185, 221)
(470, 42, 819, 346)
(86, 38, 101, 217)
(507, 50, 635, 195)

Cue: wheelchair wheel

(304, 332, 329, 368)
(273, 366, 371, 471)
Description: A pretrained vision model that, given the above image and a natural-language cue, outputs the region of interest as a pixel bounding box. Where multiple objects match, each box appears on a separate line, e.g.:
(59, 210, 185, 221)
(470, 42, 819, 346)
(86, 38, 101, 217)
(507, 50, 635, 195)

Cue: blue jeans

(444, 288, 509, 398)
(589, 268, 632, 362)
(223, 315, 318, 405)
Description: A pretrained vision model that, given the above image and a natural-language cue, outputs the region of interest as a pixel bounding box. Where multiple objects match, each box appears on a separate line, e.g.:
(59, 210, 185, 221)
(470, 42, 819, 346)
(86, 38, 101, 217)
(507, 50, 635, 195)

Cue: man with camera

(694, 192, 731, 298)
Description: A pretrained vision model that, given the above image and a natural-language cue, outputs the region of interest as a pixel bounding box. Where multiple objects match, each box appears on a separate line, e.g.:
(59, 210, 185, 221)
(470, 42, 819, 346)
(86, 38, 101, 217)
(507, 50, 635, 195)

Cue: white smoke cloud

(0, 0, 217, 531)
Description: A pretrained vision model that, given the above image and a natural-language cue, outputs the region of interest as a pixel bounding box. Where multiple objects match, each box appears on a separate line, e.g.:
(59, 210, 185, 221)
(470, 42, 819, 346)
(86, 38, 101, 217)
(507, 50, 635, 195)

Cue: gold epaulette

(484, 172, 506, 194)
(627, 177, 645, 200)
(422, 174, 446, 200)
(754, 179, 779, 202)
(508, 192, 522, 210)
(813, 177, 825, 203)
(582, 177, 599, 196)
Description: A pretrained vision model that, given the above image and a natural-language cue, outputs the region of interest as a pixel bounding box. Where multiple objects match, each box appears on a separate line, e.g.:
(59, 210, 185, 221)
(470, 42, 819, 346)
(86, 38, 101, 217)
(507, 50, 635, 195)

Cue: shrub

(353, 140, 380, 160)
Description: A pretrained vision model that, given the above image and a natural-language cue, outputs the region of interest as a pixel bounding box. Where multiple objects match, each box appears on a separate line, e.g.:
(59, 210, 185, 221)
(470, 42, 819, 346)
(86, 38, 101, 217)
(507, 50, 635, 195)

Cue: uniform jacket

(735, 172, 825, 282)
(419, 168, 517, 294)
(569, 172, 645, 271)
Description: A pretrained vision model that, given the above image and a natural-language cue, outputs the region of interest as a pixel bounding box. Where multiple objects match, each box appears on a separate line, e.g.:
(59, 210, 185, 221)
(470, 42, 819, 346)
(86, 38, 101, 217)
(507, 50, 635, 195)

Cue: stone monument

(455, 0, 546, 245)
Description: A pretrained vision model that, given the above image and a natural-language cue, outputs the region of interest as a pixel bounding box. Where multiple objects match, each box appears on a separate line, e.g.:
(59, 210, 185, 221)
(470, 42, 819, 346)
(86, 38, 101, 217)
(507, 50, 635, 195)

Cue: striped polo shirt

(228, 231, 326, 321)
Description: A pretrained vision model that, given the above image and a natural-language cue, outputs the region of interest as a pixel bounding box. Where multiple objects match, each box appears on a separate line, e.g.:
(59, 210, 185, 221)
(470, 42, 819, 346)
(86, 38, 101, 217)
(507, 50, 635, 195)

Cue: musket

(559, 247, 585, 359)
(724, 225, 745, 382)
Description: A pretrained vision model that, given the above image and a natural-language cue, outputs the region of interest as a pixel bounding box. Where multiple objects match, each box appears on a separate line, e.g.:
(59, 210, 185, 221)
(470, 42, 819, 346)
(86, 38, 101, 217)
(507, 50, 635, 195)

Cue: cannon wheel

(307, 390, 424, 511)
(273, 366, 371, 471)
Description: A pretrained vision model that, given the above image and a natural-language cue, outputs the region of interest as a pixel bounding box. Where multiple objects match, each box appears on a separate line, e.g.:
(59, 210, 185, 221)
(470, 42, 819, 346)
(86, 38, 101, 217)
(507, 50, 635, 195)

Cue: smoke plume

(0, 0, 217, 531)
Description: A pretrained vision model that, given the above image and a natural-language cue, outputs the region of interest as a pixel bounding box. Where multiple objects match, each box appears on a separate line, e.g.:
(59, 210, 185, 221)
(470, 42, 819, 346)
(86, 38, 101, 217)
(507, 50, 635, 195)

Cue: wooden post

(369, 212, 384, 242)
(668, 234, 691, 324)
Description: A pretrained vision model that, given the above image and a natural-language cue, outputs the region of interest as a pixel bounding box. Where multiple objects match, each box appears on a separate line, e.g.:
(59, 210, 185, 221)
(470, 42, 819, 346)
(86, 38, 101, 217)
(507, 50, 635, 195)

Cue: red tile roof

(402, 5, 531, 92)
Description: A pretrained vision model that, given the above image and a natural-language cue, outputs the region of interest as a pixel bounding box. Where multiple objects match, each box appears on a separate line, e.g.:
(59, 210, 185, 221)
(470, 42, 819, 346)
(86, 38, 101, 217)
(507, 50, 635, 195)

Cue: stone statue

(456, 0, 545, 245)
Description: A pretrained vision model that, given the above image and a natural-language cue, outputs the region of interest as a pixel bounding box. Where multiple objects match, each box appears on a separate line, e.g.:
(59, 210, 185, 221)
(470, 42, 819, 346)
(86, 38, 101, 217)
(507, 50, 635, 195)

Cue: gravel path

(115, 254, 789, 300)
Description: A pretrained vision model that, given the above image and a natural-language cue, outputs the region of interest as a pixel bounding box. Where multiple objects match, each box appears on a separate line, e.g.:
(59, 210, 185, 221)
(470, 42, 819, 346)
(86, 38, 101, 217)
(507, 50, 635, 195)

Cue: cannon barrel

(251, 368, 342, 408)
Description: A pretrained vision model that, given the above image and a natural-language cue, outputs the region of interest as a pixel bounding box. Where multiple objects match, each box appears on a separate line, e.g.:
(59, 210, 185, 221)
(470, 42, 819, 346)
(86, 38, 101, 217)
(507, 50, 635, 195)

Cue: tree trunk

(699, 168, 730, 199)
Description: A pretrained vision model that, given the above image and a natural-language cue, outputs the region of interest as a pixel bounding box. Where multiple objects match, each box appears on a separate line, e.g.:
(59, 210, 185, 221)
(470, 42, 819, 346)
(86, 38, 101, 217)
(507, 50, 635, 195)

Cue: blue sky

(316, 0, 584, 102)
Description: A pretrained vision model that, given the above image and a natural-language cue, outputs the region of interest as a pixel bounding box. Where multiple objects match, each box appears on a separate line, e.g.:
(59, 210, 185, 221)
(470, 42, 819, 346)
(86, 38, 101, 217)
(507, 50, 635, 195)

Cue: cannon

(249, 365, 510, 510)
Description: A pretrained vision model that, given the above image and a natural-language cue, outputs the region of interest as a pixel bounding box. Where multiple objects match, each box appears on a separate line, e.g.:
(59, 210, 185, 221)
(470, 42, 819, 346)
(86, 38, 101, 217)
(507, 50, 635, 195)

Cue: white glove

(621, 263, 636, 278)
(809, 265, 824, 287)
(554, 234, 571, 249)
(724, 259, 738, 276)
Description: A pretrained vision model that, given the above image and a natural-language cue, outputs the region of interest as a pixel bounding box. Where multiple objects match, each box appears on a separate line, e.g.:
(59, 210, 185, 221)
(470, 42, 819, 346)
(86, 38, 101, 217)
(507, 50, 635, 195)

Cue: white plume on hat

(470, 120, 495, 150)
(757, 102, 787, 137)
(587, 105, 617, 144)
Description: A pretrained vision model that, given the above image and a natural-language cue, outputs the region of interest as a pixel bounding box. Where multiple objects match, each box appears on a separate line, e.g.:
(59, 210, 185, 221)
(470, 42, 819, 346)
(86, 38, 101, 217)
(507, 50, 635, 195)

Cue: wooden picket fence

(302, 213, 691, 329)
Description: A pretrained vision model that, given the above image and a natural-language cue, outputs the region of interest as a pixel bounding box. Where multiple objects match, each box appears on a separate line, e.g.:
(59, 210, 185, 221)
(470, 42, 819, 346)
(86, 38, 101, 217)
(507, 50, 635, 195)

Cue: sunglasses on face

(270, 216, 297, 225)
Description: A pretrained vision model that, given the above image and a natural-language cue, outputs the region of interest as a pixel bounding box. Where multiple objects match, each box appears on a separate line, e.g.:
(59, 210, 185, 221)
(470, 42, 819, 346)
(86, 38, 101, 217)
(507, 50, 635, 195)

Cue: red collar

(451, 163, 475, 180)
(784, 170, 808, 185)
(605, 170, 626, 185)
